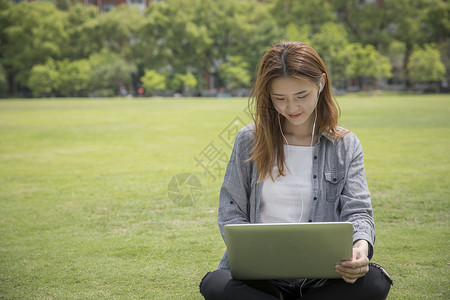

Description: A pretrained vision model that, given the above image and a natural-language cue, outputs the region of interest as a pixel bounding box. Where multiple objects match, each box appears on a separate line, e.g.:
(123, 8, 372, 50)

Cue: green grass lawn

(0, 94, 449, 299)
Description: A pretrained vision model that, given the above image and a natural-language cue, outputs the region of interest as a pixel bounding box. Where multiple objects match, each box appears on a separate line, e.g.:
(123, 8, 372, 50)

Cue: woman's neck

(283, 117, 317, 146)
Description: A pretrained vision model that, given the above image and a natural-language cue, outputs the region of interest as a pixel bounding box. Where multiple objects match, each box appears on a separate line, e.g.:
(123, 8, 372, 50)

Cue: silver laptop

(224, 222, 353, 280)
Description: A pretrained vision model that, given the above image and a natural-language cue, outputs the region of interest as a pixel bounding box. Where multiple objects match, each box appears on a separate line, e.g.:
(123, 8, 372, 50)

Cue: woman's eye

(297, 93, 310, 99)
(275, 97, 285, 101)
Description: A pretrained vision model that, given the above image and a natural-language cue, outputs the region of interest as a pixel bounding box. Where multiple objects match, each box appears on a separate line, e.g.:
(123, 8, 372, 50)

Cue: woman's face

(270, 76, 320, 131)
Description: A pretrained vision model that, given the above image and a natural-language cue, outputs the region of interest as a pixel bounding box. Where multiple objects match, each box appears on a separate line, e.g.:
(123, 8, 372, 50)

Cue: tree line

(0, 0, 448, 98)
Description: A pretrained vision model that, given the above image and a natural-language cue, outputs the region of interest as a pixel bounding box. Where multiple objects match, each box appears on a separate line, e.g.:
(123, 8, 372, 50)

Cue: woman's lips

(288, 113, 301, 119)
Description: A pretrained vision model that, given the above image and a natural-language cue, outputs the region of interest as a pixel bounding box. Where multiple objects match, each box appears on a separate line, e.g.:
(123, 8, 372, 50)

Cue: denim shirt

(217, 123, 375, 270)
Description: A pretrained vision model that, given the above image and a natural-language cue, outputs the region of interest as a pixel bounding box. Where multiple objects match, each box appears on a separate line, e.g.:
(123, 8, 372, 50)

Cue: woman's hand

(335, 239, 370, 284)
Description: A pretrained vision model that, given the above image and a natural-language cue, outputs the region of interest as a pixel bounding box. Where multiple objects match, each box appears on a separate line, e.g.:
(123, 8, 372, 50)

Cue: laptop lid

(224, 222, 353, 280)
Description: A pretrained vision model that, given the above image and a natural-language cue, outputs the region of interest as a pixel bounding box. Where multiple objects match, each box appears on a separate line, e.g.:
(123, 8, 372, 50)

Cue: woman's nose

(286, 98, 298, 112)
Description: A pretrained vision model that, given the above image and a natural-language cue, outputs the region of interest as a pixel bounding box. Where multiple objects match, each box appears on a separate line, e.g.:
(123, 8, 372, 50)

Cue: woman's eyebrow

(272, 90, 308, 96)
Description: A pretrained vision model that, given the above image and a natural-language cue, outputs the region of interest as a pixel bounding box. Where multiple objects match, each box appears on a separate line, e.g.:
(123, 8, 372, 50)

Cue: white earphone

(277, 84, 320, 223)
(273, 79, 323, 223)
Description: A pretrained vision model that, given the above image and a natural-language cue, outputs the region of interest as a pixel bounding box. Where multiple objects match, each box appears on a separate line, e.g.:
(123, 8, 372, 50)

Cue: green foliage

(386, 40, 407, 81)
(307, 22, 392, 87)
(143, 0, 280, 81)
(180, 73, 197, 90)
(328, 0, 449, 85)
(88, 50, 137, 96)
(311, 23, 348, 58)
(62, 3, 100, 60)
(345, 44, 392, 79)
(167, 72, 198, 94)
(28, 50, 137, 97)
(310, 22, 349, 83)
(173, 72, 197, 93)
(285, 23, 311, 45)
(330, 0, 391, 47)
(422, 0, 450, 42)
(270, 0, 336, 31)
(218, 56, 251, 90)
(142, 0, 212, 73)
(27, 59, 58, 97)
(96, 5, 144, 60)
(382, 0, 431, 47)
(54, 59, 92, 97)
(0, 0, 448, 96)
(141, 70, 166, 94)
(0, 2, 68, 88)
(56, 0, 71, 11)
(27, 50, 136, 97)
(0, 64, 7, 97)
(0, 0, 9, 10)
(407, 44, 446, 83)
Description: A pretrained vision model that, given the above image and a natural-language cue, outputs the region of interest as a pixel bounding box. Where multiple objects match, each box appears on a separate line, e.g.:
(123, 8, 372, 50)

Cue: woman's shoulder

(324, 127, 361, 148)
(338, 126, 358, 141)
(236, 123, 255, 142)
(320, 128, 364, 164)
(233, 123, 255, 153)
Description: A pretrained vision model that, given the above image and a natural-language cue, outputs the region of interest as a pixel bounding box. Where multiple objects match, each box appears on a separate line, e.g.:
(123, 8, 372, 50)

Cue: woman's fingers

(335, 239, 371, 283)
(335, 263, 369, 283)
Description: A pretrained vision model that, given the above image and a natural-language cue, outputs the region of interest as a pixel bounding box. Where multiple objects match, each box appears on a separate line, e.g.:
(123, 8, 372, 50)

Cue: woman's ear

(320, 73, 326, 93)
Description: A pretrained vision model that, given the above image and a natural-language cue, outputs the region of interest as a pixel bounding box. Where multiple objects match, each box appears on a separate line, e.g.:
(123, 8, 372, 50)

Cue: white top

(260, 145, 313, 223)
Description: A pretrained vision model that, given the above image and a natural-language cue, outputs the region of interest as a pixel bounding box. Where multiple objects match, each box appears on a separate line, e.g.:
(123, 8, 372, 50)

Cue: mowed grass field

(0, 94, 449, 299)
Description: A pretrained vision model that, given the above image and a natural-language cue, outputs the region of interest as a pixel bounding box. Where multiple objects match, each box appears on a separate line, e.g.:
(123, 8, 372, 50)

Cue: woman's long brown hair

(248, 42, 344, 182)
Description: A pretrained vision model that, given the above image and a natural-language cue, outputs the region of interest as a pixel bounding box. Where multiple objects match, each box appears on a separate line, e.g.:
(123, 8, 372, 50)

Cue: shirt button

(313, 197, 317, 200)
(333, 178, 337, 182)
(308, 220, 312, 222)
(313, 156, 317, 160)
(313, 175, 317, 179)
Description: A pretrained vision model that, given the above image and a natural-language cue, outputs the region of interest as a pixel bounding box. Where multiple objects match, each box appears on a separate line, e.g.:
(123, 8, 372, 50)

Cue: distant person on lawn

(200, 42, 392, 300)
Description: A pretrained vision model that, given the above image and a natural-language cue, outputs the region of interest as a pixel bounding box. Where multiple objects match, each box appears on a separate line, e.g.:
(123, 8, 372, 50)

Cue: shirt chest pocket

(323, 170, 345, 202)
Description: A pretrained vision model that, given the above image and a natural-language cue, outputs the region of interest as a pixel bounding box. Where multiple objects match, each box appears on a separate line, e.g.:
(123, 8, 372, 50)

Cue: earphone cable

(276, 88, 319, 223)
